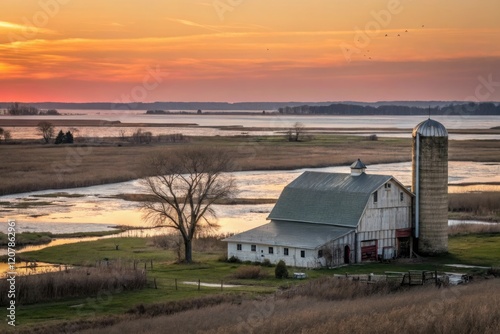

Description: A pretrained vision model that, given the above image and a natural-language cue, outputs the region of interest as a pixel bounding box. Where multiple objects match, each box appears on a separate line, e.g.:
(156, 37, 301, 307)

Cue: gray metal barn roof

(224, 220, 354, 249)
(268, 171, 392, 228)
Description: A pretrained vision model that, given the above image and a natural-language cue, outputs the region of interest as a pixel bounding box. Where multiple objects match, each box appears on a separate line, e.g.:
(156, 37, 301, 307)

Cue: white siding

(319, 232, 356, 267)
(227, 231, 357, 269)
(356, 181, 413, 262)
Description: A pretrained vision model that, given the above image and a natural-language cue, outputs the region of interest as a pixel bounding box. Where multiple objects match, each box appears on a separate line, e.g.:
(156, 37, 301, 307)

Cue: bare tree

(288, 122, 305, 142)
(37, 121, 55, 144)
(141, 147, 236, 263)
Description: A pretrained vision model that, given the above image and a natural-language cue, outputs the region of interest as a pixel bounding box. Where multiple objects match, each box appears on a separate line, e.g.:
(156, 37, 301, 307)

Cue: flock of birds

(356, 25, 425, 61)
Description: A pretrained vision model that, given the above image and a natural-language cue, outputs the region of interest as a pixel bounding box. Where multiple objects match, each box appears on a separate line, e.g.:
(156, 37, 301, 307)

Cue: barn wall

(319, 232, 356, 267)
(359, 180, 412, 232)
(227, 232, 356, 268)
(227, 242, 319, 268)
(356, 181, 413, 262)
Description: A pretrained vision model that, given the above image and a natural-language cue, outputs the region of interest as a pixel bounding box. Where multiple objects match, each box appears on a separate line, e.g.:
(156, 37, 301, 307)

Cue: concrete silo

(412, 119, 448, 254)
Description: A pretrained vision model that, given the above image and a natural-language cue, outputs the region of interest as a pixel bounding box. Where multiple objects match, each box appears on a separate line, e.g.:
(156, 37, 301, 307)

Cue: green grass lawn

(3, 233, 499, 330)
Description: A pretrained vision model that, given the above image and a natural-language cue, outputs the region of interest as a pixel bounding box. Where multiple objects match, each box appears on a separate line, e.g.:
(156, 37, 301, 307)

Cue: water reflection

(0, 261, 70, 277)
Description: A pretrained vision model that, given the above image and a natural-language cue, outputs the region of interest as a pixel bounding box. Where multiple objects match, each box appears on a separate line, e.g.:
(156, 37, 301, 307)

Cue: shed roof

(268, 171, 393, 228)
(224, 220, 354, 249)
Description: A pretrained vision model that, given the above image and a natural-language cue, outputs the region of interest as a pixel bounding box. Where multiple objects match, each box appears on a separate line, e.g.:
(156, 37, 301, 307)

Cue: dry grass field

(1, 134, 499, 196)
(22, 278, 500, 334)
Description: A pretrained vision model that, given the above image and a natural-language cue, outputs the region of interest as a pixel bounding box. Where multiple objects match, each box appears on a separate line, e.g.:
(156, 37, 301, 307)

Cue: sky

(1, 0, 500, 103)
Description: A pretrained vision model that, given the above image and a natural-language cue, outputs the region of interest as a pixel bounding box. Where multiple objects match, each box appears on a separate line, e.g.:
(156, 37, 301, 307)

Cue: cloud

(0, 20, 56, 35)
(166, 18, 223, 33)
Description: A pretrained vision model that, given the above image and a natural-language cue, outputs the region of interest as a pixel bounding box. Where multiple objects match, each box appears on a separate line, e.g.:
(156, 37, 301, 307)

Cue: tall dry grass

(0, 266, 147, 306)
(73, 279, 500, 334)
(448, 223, 500, 235)
(278, 276, 403, 300)
(449, 192, 500, 218)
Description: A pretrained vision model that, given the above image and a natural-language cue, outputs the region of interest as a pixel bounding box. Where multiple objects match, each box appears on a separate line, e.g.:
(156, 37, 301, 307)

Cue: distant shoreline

(1, 118, 500, 134)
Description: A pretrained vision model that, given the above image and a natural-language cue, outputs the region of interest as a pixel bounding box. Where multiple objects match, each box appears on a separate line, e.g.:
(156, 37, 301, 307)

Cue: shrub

(227, 255, 242, 263)
(275, 260, 289, 279)
(232, 266, 266, 279)
(261, 259, 273, 267)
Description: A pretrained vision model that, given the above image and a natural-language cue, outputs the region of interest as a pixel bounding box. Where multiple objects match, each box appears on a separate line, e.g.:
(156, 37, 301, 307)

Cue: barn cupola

(350, 159, 367, 176)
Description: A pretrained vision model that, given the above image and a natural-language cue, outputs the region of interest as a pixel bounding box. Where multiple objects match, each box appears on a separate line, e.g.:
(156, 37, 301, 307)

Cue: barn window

(400, 192, 404, 202)
(384, 183, 391, 189)
(237, 244, 242, 251)
(300, 250, 305, 258)
(284, 248, 289, 256)
(373, 191, 378, 203)
(251, 244, 256, 252)
(318, 249, 323, 258)
(268, 247, 274, 254)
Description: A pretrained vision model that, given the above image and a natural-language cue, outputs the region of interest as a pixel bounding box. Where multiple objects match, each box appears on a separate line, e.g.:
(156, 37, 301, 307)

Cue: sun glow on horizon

(1, 0, 500, 102)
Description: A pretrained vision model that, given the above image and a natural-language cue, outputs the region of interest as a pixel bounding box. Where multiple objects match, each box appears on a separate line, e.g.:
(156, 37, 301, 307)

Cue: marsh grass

(449, 223, 500, 235)
(1, 134, 498, 199)
(0, 265, 147, 306)
(449, 192, 500, 221)
(0, 135, 415, 195)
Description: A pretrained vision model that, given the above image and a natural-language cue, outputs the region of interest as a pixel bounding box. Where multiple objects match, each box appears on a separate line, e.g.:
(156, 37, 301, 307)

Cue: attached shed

(225, 221, 355, 268)
(225, 160, 414, 268)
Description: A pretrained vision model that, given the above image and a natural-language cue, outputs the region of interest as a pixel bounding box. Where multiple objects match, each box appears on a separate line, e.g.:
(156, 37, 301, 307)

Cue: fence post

(175, 278, 178, 290)
(151, 259, 153, 270)
(221, 280, 223, 291)
(198, 279, 201, 291)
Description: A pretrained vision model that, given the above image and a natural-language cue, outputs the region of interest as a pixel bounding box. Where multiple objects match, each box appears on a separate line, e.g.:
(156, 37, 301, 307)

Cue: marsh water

(1, 161, 499, 240)
(1, 113, 499, 259)
(2, 112, 500, 140)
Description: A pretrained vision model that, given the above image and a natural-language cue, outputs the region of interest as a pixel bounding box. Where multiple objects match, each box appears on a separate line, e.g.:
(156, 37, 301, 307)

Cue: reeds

(449, 223, 500, 235)
(449, 192, 500, 219)
(0, 265, 147, 306)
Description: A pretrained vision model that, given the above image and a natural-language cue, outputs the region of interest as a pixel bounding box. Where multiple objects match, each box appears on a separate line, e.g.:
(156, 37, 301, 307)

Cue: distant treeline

(1, 100, 491, 111)
(278, 102, 500, 116)
(5, 103, 60, 115)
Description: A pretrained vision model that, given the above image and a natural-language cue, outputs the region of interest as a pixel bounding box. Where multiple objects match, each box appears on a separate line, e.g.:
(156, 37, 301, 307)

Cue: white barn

(225, 160, 414, 268)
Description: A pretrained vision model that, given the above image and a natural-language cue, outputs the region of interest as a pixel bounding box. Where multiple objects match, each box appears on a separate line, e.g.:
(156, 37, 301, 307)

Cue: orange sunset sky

(1, 0, 500, 102)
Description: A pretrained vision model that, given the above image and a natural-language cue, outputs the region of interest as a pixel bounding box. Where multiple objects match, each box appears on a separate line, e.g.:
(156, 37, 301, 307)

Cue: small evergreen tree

(275, 260, 289, 279)
(65, 131, 74, 143)
(54, 130, 65, 144)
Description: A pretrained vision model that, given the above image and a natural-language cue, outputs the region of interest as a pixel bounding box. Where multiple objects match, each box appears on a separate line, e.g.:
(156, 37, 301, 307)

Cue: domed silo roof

(412, 119, 448, 137)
